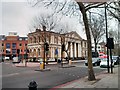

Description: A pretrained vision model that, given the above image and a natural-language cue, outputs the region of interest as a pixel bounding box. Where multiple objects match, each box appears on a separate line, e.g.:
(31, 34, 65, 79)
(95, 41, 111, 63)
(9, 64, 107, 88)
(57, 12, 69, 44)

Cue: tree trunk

(94, 39, 98, 57)
(78, 2, 96, 81)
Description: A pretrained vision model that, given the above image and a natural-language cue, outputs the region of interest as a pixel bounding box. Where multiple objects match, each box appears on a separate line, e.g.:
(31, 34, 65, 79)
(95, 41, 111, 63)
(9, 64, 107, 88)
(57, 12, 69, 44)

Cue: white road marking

(2, 73, 19, 77)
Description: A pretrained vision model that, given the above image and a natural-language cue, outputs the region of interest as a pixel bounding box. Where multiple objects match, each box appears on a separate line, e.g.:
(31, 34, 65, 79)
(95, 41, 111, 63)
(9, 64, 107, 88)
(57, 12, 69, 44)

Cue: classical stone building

(27, 29, 87, 61)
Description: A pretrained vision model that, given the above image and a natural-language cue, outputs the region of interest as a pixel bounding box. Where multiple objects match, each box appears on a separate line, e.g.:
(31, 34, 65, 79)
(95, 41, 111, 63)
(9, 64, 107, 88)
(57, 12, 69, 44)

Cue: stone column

(70, 42, 73, 58)
(74, 43, 76, 58)
(52, 47, 54, 59)
(78, 42, 82, 57)
(65, 42, 68, 58)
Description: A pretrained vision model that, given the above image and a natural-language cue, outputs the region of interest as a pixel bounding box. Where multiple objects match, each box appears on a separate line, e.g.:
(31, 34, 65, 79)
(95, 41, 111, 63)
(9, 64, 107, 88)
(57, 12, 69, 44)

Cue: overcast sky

(1, 1, 36, 36)
(0, 0, 87, 39)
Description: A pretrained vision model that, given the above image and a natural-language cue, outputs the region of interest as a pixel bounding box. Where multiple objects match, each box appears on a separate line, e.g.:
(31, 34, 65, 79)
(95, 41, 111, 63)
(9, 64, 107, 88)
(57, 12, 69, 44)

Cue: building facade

(0, 33, 28, 60)
(27, 29, 87, 61)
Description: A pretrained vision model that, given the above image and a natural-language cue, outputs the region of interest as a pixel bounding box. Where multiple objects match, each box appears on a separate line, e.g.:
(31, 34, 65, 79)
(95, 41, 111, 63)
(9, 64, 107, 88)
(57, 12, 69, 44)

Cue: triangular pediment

(66, 31, 83, 40)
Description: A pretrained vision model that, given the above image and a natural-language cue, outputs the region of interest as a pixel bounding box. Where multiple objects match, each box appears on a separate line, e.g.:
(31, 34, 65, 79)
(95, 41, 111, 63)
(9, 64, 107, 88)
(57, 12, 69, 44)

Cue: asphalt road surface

(2, 61, 106, 89)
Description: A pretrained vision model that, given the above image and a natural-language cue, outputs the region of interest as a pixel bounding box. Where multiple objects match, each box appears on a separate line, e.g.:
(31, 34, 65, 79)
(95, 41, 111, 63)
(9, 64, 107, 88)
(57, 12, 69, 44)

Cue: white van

(5, 57, 9, 60)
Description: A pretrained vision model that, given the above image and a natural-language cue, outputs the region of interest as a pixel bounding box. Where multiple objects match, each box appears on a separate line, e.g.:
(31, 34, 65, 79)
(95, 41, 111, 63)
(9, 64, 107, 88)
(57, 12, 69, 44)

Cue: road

(2, 60, 106, 89)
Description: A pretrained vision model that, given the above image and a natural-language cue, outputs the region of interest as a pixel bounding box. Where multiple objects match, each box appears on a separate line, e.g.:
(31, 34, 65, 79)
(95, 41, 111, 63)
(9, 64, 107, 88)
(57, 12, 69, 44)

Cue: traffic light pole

(110, 49, 113, 73)
(43, 43, 46, 69)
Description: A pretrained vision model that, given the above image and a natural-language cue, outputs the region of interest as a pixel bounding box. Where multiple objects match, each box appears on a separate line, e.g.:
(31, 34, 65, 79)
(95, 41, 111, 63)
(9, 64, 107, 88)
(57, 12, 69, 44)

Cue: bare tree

(30, 10, 62, 31)
(89, 14, 105, 54)
(107, 1, 120, 22)
(109, 30, 118, 44)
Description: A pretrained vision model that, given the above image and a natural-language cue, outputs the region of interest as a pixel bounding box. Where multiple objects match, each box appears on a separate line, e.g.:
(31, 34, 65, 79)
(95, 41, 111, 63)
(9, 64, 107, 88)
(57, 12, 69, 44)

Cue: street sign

(55, 48, 58, 55)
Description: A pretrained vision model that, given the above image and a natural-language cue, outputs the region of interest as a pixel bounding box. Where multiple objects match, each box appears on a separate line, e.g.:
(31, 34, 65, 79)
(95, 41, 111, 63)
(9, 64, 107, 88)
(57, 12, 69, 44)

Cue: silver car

(85, 58, 101, 66)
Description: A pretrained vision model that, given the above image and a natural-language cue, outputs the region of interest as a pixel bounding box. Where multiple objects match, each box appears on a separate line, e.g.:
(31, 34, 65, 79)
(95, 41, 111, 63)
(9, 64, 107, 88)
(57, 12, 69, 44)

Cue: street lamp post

(105, 3, 110, 73)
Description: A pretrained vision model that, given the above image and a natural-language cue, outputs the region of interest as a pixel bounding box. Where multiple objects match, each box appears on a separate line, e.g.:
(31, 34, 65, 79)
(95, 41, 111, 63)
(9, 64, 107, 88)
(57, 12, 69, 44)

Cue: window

(38, 49, 40, 56)
(54, 36, 58, 44)
(12, 49, 16, 54)
(34, 37, 36, 43)
(19, 38, 22, 40)
(30, 38, 32, 43)
(6, 43, 10, 48)
(25, 38, 28, 40)
(25, 44, 27, 46)
(19, 43, 22, 46)
(38, 36, 40, 42)
(2, 43, 4, 46)
(6, 49, 10, 54)
(12, 43, 16, 48)
(24, 49, 26, 53)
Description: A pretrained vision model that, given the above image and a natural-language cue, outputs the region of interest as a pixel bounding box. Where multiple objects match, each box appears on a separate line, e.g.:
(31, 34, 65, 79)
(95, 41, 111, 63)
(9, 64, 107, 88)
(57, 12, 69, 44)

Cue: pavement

(55, 65, 119, 89)
(14, 60, 85, 67)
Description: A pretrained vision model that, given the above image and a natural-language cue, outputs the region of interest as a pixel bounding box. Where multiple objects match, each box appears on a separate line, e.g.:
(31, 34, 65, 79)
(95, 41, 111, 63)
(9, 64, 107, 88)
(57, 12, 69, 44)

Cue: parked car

(112, 56, 119, 65)
(12, 57, 21, 64)
(5, 57, 10, 60)
(0, 56, 4, 62)
(100, 58, 114, 68)
(85, 58, 101, 66)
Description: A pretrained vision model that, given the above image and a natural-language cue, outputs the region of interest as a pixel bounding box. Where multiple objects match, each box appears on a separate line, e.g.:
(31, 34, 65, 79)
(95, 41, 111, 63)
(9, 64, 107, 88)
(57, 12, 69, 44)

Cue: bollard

(28, 80, 37, 90)
(69, 60, 72, 66)
(40, 61, 44, 70)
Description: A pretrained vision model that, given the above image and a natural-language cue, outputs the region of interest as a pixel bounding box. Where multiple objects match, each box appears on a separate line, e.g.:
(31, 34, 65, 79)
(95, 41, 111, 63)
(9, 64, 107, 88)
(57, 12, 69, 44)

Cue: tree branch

(85, 3, 105, 11)
(107, 8, 120, 22)
(56, 1, 67, 13)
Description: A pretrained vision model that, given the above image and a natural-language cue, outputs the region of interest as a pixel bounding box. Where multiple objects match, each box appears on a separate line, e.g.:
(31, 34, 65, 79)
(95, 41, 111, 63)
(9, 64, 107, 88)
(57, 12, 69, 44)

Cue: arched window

(33, 49, 36, 56)
(34, 37, 36, 43)
(54, 36, 58, 44)
(38, 49, 40, 56)
(38, 36, 40, 42)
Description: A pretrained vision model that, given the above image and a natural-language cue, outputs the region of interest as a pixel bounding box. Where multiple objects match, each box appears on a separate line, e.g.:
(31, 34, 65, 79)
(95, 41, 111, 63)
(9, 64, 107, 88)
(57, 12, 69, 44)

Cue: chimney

(36, 28, 41, 32)
(42, 25, 46, 31)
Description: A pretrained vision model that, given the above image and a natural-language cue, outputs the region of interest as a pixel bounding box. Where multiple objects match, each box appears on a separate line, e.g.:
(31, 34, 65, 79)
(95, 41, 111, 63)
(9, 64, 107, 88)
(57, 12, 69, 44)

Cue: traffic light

(107, 38, 114, 49)
(62, 44, 65, 51)
(45, 42, 49, 51)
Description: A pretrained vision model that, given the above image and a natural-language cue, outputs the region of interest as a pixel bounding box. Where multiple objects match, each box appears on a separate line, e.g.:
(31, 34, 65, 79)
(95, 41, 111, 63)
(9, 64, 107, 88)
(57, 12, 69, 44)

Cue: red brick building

(0, 34, 28, 60)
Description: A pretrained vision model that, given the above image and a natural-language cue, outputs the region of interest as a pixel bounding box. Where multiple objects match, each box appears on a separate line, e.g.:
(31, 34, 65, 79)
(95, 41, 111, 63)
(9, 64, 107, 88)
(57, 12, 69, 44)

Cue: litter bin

(28, 80, 37, 90)
(58, 59, 61, 63)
